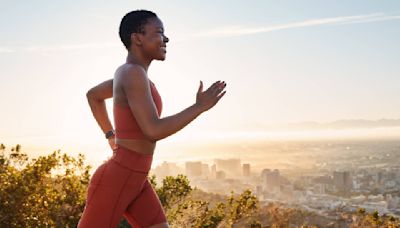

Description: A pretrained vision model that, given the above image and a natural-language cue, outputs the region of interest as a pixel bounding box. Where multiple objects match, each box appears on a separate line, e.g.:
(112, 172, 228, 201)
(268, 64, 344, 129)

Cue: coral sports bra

(113, 80, 162, 140)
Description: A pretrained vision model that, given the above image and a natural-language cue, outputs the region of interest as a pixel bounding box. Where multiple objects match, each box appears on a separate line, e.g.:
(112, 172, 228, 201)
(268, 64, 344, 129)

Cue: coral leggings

(78, 147, 167, 227)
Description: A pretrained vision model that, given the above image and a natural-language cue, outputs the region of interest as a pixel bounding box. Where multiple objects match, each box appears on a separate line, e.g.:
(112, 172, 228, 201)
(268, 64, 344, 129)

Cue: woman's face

(138, 17, 169, 61)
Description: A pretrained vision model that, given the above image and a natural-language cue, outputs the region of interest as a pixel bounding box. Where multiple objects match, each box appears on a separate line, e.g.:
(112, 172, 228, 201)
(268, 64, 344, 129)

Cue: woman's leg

(124, 179, 168, 227)
(149, 222, 170, 228)
(78, 159, 148, 228)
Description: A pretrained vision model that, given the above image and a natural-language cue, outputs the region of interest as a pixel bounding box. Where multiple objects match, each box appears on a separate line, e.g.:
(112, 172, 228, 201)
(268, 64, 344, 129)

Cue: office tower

(243, 163, 250, 177)
(333, 171, 353, 192)
(185, 161, 202, 177)
(261, 169, 280, 192)
(202, 163, 210, 178)
(214, 158, 241, 177)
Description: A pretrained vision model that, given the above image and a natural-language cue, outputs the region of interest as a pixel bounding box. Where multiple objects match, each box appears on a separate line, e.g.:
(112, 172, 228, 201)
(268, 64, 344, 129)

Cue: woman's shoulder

(115, 64, 150, 90)
(116, 64, 147, 80)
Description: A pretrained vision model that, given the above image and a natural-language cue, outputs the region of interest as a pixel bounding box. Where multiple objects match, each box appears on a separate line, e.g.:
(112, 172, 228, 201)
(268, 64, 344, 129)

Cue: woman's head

(119, 10, 169, 61)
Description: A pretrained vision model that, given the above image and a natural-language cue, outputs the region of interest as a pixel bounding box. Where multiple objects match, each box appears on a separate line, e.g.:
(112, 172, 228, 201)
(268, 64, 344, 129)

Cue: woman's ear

(130, 33, 142, 46)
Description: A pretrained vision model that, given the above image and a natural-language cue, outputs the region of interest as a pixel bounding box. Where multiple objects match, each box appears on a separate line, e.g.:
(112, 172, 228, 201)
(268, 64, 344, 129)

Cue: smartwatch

(105, 130, 115, 139)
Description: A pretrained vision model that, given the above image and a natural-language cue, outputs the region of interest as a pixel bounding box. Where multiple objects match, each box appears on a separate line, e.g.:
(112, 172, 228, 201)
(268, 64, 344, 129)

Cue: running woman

(78, 10, 226, 228)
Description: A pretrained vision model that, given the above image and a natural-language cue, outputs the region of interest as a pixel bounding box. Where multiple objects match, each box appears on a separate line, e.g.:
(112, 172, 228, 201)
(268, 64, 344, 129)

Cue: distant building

(378, 171, 384, 184)
(313, 183, 326, 195)
(242, 163, 250, 177)
(261, 169, 280, 192)
(281, 184, 294, 200)
(202, 163, 210, 178)
(261, 169, 271, 179)
(313, 175, 332, 185)
(153, 161, 172, 180)
(386, 194, 399, 209)
(152, 161, 184, 182)
(214, 159, 241, 177)
(216, 170, 226, 180)
(333, 171, 353, 192)
(185, 161, 202, 178)
(211, 164, 216, 179)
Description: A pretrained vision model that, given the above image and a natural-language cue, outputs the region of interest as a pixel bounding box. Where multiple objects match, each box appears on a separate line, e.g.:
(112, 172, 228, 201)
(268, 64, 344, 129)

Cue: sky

(1, 0, 400, 166)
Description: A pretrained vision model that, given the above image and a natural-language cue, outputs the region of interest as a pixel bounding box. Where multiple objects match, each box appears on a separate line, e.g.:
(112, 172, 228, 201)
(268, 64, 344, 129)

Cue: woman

(78, 10, 226, 228)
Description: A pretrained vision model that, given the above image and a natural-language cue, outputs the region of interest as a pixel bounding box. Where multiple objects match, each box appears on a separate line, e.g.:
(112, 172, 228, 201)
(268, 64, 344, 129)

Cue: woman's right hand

(195, 80, 226, 112)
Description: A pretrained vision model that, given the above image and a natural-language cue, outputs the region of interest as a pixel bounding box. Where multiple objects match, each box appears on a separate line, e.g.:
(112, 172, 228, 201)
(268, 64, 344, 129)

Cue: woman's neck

(126, 52, 151, 72)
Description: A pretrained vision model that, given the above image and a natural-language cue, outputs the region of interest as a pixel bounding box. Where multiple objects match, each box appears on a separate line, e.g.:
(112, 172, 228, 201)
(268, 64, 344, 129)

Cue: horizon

(2, 128, 400, 171)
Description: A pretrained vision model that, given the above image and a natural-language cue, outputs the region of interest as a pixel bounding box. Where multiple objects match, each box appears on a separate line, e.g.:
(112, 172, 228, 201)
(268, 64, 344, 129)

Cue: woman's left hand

(108, 136, 118, 150)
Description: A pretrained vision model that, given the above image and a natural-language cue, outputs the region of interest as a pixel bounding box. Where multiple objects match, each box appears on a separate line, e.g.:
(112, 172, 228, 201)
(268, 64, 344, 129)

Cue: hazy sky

(1, 1, 400, 165)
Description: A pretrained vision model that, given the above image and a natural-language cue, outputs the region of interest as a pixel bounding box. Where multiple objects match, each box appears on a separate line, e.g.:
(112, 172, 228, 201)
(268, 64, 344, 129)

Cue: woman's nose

(163, 35, 169, 43)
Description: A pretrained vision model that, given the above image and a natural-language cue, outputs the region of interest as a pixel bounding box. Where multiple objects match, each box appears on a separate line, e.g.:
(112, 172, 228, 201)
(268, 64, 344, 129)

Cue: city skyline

(148, 140, 400, 220)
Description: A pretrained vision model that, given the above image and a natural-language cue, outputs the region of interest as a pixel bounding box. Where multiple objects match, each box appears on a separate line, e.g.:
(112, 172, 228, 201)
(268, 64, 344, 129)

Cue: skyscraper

(243, 163, 250, 177)
(261, 169, 280, 192)
(185, 161, 202, 178)
(333, 171, 353, 192)
(214, 159, 241, 177)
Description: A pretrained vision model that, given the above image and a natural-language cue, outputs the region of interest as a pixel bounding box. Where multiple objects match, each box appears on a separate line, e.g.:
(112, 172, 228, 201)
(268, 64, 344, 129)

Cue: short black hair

(119, 10, 158, 49)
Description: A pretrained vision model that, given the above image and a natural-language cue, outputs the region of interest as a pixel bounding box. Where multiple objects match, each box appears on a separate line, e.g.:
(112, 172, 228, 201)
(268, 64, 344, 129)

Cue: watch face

(106, 130, 115, 139)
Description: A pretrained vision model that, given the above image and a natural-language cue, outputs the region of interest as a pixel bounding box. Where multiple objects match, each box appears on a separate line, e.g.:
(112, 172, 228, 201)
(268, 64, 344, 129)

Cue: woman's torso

(113, 64, 162, 155)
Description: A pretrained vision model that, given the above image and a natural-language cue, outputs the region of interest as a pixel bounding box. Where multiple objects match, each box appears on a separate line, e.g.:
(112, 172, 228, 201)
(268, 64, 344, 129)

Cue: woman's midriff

(115, 138, 156, 155)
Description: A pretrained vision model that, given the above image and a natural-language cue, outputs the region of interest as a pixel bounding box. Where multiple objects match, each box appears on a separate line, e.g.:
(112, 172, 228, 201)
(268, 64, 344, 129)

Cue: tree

(350, 208, 400, 227)
(0, 144, 91, 227)
(152, 174, 259, 228)
(225, 189, 259, 226)
(156, 174, 193, 210)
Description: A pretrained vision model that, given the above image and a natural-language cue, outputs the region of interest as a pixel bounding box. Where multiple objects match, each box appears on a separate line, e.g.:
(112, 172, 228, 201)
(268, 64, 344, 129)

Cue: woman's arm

(122, 66, 226, 142)
(86, 79, 114, 135)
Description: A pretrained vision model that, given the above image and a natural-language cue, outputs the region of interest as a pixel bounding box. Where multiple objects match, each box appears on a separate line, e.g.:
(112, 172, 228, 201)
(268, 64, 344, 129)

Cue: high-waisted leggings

(78, 146, 167, 227)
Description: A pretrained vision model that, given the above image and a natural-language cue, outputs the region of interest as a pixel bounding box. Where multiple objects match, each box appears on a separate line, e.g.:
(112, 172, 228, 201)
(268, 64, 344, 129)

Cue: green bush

(0, 144, 91, 227)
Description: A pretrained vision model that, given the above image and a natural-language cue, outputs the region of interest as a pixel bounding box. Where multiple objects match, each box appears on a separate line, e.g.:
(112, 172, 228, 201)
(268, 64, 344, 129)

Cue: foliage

(150, 175, 259, 227)
(350, 208, 400, 228)
(0, 144, 91, 227)
(156, 174, 193, 210)
(2, 144, 399, 227)
(262, 203, 309, 227)
(225, 189, 259, 226)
